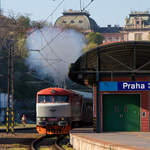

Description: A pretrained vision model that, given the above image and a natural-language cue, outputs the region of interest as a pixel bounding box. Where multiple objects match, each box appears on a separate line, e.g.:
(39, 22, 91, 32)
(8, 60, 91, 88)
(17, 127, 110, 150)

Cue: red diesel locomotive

(36, 87, 93, 135)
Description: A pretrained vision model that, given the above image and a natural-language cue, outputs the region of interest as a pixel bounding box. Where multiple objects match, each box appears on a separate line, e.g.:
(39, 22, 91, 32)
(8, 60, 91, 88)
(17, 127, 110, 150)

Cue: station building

(69, 41, 150, 132)
(54, 9, 124, 42)
(55, 10, 150, 43)
(123, 11, 150, 41)
(54, 9, 100, 34)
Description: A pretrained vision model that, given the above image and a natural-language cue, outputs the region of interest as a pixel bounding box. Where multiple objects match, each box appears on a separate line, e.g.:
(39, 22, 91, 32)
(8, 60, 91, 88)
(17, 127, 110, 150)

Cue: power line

(30, 1, 95, 77)
(28, 0, 65, 35)
(37, 0, 94, 55)
(35, 15, 83, 64)
(26, 71, 55, 85)
(44, 0, 65, 23)
(38, 29, 68, 64)
(27, 0, 94, 83)
(30, 0, 94, 51)
(80, 0, 82, 11)
(28, 48, 67, 85)
(38, 50, 64, 83)
(81, 0, 94, 11)
(28, 0, 94, 57)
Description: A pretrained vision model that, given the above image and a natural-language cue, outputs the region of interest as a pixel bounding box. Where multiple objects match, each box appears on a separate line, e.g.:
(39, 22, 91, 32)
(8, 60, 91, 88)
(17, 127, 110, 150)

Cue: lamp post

(6, 37, 15, 133)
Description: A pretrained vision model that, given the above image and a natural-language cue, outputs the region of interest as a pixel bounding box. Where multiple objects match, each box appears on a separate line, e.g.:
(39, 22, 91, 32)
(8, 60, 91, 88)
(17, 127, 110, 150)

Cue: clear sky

(3, 0, 150, 27)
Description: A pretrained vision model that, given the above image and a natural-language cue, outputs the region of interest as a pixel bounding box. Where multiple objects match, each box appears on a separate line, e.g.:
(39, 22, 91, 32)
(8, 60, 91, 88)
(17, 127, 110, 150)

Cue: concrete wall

(70, 133, 130, 150)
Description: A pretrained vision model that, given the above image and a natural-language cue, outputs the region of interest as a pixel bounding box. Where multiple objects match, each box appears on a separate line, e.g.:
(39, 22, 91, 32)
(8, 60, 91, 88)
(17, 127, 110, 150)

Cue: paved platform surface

(70, 128, 150, 150)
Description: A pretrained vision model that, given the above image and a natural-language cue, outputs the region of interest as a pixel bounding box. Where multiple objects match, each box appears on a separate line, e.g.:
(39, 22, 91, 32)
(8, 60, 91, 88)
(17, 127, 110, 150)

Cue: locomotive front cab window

(38, 95, 53, 103)
(54, 95, 69, 103)
(38, 95, 69, 103)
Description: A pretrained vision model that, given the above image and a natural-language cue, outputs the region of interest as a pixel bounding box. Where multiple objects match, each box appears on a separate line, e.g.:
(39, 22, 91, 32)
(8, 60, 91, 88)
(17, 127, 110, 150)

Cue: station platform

(70, 128, 150, 150)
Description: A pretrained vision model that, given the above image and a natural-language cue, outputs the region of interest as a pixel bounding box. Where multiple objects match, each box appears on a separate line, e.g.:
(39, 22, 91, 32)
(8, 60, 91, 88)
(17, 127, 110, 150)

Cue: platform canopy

(68, 41, 150, 86)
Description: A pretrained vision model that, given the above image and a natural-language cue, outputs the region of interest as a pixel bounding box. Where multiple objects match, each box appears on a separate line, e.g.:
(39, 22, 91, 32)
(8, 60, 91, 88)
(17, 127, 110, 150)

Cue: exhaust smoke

(26, 27, 86, 85)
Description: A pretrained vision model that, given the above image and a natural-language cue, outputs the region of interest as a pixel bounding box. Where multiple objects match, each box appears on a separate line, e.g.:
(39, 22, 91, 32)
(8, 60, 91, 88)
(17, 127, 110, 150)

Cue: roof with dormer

(54, 10, 100, 32)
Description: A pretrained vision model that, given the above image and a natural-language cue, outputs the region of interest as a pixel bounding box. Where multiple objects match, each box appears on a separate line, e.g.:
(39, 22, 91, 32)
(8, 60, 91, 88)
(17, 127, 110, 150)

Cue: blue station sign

(99, 81, 150, 91)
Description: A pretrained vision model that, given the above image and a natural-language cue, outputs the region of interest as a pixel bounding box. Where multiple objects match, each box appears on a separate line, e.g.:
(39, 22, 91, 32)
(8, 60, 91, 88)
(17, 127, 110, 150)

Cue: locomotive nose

(37, 103, 71, 117)
(49, 108, 56, 112)
(36, 103, 71, 126)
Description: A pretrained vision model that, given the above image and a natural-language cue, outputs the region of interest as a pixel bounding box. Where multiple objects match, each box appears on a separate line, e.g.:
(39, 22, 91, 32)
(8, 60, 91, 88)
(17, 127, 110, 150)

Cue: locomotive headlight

(37, 118, 40, 121)
(61, 117, 64, 121)
(42, 117, 46, 121)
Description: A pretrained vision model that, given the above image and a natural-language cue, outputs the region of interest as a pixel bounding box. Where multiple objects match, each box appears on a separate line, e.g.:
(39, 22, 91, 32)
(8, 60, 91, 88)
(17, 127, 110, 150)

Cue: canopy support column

(96, 52, 101, 133)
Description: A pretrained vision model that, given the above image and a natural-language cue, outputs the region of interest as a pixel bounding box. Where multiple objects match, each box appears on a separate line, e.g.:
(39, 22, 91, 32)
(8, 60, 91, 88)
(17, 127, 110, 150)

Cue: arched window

(62, 20, 66, 23)
(70, 20, 75, 23)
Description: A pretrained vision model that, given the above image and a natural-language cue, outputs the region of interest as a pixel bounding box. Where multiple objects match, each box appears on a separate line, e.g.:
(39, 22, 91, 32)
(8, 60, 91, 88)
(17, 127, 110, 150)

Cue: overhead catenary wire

(38, 50, 61, 72)
(26, 0, 68, 72)
(3, 2, 65, 79)
(35, 16, 84, 64)
(0, 1, 75, 88)
(44, 0, 65, 23)
(35, 32, 65, 76)
(27, 0, 94, 86)
(26, 71, 55, 85)
(37, 0, 95, 60)
(28, 0, 94, 61)
(28, 0, 65, 35)
(81, 0, 94, 11)
(38, 29, 68, 64)
(37, 50, 65, 83)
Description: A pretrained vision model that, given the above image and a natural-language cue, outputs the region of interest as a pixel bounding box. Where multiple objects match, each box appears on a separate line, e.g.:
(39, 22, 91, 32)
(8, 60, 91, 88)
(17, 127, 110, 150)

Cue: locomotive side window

(54, 96, 69, 103)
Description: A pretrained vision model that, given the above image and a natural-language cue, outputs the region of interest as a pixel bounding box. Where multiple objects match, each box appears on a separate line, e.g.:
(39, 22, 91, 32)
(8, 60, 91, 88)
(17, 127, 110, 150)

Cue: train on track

(36, 87, 93, 135)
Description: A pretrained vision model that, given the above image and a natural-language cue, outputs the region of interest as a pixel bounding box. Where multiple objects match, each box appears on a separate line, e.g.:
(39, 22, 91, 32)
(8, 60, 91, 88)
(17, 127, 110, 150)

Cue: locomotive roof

(72, 90, 93, 99)
(37, 87, 75, 95)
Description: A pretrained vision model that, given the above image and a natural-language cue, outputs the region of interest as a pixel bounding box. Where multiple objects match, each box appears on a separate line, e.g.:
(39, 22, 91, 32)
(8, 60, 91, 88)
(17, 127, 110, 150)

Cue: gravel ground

(0, 128, 40, 150)
(0, 127, 73, 150)
(59, 136, 73, 150)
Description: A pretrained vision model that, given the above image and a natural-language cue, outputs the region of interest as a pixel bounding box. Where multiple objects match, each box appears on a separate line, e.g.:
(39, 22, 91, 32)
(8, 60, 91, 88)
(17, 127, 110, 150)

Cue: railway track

(0, 127, 36, 133)
(0, 127, 70, 149)
(31, 135, 65, 150)
(0, 127, 40, 150)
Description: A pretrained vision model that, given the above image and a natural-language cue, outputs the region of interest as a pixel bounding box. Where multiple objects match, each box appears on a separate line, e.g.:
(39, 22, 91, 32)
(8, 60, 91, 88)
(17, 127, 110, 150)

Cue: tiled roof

(98, 27, 123, 33)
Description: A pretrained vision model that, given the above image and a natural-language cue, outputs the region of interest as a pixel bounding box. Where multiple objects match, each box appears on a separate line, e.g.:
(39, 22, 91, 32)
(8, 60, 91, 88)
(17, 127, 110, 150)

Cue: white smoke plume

(26, 27, 86, 85)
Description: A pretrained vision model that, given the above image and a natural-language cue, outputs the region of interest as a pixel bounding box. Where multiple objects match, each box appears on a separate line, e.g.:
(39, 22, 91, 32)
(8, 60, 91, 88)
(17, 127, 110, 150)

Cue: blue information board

(99, 81, 150, 91)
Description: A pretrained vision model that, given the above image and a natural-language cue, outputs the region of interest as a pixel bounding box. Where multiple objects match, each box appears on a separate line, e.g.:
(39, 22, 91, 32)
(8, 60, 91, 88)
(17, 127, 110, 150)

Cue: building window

(70, 20, 75, 23)
(62, 20, 66, 23)
(108, 37, 112, 41)
(79, 20, 83, 23)
(121, 37, 124, 41)
(136, 21, 139, 25)
(116, 37, 119, 41)
(134, 33, 142, 41)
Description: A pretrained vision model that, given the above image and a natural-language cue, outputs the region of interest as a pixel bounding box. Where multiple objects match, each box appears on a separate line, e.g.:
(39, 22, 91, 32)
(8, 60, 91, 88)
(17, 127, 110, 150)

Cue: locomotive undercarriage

(36, 124, 71, 134)
(36, 117, 71, 134)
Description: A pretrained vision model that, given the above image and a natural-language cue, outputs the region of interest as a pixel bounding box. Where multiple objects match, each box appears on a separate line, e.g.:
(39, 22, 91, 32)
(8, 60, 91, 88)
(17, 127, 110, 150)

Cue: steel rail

(0, 127, 36, 133)
(55, 135, 66, 150)
(31, 135, 46, 150)
(31, 135, 65, 150)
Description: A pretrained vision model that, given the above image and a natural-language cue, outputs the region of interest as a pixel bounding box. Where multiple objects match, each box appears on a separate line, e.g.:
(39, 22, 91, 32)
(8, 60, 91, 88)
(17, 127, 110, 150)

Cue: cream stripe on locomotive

(36, 103, 71, 117)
